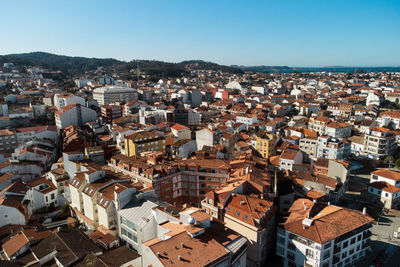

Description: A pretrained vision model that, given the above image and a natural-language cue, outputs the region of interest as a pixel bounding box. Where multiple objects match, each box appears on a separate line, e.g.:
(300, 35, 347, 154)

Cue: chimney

(362, 207, 367, 215)
(178, 255, 183, 261)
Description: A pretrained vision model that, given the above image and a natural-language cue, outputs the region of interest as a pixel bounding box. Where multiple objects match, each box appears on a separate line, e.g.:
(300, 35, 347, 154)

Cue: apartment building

(256, 132, 277, 159)
(142, 219, 247, 267)
(201, 185, 276, 266)
(93, 86, 138, 105)
(196, 128, 216, 150)
(325, 122, 352, 138)
(24, 177, 58, 215)
(69, 164, 137, 231)
(280, 149, 303, 171)
(236, 114, 259, 125)
(308, 116, 331, 135)
(124, 131, 165, 157)
(367, 168, 400, 209)
(317, 136, 350, 160)
(53, 93, 85, 110)
(119, 200, 248, 266)
(0, 129, 18, 152)
(109, 155, 230, 203)
(377, 110, 400, 129)
(16, 125, 58, 144)
(363, 127, 396, 160)
(55, 104, 97, 130)
(299, 137, 318, 162)
(170, 123, 191, 140)
(118, 197, 159, 253)
(100, 104, 122, 123)
(276, 199, 373, 267)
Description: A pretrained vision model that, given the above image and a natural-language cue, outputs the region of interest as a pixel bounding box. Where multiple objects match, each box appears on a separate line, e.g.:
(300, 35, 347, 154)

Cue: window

(306, 249, 314, 258)
(343, 241, 348, 248)
(287, 252, 295, 261)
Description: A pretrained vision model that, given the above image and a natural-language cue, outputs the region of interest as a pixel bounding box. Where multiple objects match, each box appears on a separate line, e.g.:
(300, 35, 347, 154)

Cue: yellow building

(124, 131, 165, 157)
(256, 133, 277, 158)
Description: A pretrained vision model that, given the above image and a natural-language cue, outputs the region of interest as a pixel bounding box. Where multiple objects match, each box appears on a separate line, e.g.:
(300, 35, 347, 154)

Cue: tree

(385, 156, 394, 168)
(395, 158, 400, 169)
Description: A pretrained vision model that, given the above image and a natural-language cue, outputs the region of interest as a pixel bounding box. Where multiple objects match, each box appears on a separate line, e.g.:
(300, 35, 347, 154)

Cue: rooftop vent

(178, 255, 183, 261)
(302, 217, 314, 227)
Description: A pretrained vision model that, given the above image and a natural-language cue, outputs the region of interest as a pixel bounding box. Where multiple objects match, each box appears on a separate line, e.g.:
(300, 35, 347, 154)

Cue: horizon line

(1, 51, 400, 69)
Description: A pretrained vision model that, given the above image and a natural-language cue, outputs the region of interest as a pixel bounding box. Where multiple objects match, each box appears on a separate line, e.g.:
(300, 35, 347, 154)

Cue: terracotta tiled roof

(371, 169, 400, 181)
(283, 198, 373, 244)
(369, 181, 400, 193)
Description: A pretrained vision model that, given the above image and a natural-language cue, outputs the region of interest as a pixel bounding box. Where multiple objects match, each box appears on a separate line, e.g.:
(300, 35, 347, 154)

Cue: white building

(236, 114, 259, 126)
(363, 127, 396, 160)
(196, 128, 215, 150)
(55, 104, 97, 130)
(24, 177, 58, 215)
(377, 111, 400, 129)
(93, 86, 138, 105)
(16, 125, 58, 144)
(317, 136, 350, 160)
(276, 198, 373, 267)
(368, 169, 400, 209)
(279, 149, 303, 171)
(171, 123, 191, 140)
(366, 92, 381, 107)
(53, 93, 85, 110)
(0, 182, 29, 228)
(324, 122, 352, 139)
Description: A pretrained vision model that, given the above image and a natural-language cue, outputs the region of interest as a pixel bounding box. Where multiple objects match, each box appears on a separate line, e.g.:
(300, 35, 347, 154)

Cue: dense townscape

(1, 57, 400, 267)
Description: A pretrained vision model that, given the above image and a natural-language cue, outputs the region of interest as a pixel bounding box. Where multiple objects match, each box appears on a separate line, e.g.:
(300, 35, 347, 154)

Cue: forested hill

(0, 52, 243, 76)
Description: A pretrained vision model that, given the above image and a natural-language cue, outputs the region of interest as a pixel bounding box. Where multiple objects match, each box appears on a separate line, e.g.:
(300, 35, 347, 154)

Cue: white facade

(0, 204, 26, 228)
(93, 86, 138, 105)
(54, 94, 85, 110)
(236, 115, 259, 126)
(55, 104, 97, 129)
(277, 227, 370, 267)
(196, 128, 214, 150)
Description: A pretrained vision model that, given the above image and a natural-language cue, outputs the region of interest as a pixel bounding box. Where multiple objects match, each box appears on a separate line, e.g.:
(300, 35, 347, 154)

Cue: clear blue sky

(1, 0, 400, 66)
